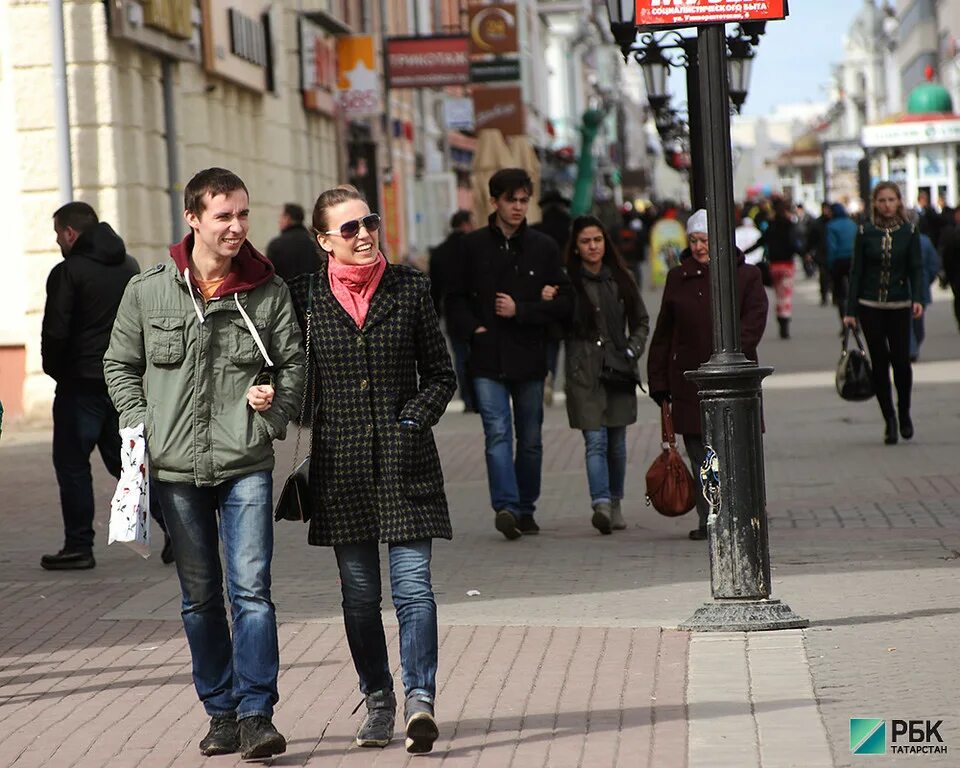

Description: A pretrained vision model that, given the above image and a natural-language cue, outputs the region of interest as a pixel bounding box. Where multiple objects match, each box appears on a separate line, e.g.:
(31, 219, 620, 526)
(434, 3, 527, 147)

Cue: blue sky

(666, 1, 863, 117)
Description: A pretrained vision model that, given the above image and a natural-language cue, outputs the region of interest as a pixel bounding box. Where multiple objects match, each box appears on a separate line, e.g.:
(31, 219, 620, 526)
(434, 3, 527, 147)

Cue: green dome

(907, 82, 953, 114)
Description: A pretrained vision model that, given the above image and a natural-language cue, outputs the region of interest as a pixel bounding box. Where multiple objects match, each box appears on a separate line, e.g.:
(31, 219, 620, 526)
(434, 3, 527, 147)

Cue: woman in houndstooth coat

(287, 185, 455, 755)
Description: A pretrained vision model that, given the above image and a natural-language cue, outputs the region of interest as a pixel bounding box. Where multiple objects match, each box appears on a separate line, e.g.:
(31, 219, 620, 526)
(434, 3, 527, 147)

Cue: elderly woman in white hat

(646, 209, 769, 539)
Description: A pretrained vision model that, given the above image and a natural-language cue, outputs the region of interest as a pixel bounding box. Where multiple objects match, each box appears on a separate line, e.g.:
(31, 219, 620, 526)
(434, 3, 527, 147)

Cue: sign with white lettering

(337, 35, 381, 117)
(635, 0, 787, 29)
(862, 118, 960, 148)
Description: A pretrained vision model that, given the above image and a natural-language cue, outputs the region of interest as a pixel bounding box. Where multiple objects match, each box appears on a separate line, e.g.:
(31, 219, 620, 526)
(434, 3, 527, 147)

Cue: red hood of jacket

(169, 233, 275, 297)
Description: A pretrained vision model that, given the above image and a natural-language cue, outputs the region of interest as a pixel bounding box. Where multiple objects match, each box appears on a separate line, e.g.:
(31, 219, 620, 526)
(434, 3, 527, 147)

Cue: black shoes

(884, 416, 898, 445)
(40, 549, 95, 570)
(688, 527, 708, 541)
(778, 317, 791, 339)
(404, 694, 439, 754)
(160, 534, 175, 565)
(238, 716, 286, 759)
(516, 515, 540, 535)
(494, 510, 522, 540)
(199, 714, 239, 756)
(356, 690, 397, 748)
(899, 411, 914, 440)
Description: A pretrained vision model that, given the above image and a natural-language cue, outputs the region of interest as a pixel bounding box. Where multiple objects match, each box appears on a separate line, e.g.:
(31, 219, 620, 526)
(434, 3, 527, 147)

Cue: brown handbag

(645, 401, 697, 517)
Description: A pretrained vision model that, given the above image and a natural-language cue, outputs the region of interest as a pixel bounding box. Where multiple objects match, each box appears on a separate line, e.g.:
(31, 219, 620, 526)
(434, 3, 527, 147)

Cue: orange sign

(382, 179, 402, 263)
(336, 35, 381, 117)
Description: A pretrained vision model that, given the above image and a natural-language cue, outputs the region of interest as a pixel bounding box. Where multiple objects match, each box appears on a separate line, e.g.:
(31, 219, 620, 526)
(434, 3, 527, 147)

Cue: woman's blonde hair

(871, 181, 907, 224)
(311, 184, 367, 234)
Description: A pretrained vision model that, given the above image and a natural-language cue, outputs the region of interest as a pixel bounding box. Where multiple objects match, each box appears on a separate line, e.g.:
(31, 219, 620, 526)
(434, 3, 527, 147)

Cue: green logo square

(850, 718, 886, 754)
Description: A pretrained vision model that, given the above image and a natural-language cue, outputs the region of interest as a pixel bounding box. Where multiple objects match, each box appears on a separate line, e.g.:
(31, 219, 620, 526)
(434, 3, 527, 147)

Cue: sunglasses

(323, 213, 381, 239)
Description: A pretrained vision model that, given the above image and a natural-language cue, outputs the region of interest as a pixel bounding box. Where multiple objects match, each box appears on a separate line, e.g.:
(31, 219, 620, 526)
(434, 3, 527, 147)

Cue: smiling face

(317, 199, 379, 265)
(575, 226, 605, 271)
(184, 190, 250, 261)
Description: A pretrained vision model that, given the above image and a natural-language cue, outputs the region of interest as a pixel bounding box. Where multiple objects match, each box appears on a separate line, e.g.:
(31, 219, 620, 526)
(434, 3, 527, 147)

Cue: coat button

(360, 379, 369, 390)
(357, 336, 365, 346)
(366, 424, 373, 436)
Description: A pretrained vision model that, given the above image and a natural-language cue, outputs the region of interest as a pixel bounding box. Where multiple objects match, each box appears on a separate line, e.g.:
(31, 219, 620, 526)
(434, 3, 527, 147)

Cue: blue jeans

(582, 426, 627, 506)
(472, 377, 545, 516)
(153, 471, 279, 720)
(334, 540, 437, 700)
(52, 387, 122, 552)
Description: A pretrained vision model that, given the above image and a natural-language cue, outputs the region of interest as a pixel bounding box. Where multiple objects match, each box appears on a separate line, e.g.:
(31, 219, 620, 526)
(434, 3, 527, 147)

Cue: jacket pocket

(146, 315, 185, 365)
(229, 318, 266, 365)
(397, 423, 444, 500)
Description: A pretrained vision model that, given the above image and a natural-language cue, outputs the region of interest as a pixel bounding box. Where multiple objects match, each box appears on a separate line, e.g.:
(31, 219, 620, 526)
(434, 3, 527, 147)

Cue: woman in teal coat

(843, 182, 924, 444)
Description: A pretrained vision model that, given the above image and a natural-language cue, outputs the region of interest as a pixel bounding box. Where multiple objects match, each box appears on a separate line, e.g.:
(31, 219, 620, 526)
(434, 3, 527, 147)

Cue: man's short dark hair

(450, 209, 472, 230)
(184, 168, 249, 217)
(283, 203, 305, 225)
(53, 201, 98, 233)
(489, 168, 533, 200)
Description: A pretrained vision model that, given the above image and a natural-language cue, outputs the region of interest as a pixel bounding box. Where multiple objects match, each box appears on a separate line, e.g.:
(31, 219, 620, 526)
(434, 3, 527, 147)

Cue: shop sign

(468, 1, 520, 83)
(300, 17, 337, 115)
(862, 118, 960, 148)
(337, 35, 381, 117)
(201, 0, 273, 92)
(472, 85, 525, 136)
(635, 0, 787, 29)
(386, 36, 470, 88)
(106, 0, 202, 62)
(444, 96, 475, 130)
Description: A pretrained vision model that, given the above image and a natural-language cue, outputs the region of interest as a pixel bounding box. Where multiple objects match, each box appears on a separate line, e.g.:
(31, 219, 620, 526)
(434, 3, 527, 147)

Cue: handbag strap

(288, 277, 315, 473)
(660, 401, 678, 449)
(841, 325, 868, 355)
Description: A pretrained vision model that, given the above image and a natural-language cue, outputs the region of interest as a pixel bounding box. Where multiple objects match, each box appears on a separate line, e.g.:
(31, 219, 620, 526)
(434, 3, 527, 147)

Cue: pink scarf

(327, 252, 387, 328)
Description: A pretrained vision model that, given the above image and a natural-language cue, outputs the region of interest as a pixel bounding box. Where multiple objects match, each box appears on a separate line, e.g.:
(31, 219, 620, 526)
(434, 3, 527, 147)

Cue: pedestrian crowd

(31, 162, 942, 759)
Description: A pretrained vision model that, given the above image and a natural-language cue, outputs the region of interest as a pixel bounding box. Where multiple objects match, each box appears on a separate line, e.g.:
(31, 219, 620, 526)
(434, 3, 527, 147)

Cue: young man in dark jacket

(41, 202, 140, 571)
(446, 168, 573, 539)
(266, 203, 320, 281)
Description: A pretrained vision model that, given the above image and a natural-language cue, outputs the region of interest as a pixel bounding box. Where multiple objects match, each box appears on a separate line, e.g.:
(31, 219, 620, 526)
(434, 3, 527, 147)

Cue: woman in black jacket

(843, 181, 924, 444)
(288, 185, 456, 754)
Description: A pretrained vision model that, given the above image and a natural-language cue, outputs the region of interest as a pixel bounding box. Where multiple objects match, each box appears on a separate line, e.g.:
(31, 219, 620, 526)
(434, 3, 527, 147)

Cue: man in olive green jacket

(104, 168, 304, 760)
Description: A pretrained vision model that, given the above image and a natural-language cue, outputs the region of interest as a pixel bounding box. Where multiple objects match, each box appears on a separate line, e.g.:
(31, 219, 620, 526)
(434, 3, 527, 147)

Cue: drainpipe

(49, 0, 73, 203)
(161, 57, 181, 244)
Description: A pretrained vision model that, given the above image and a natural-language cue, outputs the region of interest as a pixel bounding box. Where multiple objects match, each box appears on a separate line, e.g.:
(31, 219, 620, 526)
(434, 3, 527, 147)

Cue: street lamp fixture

(605, 0, 637, 54)
(726, 35, 755, 114)
(639, 41, 671, 113)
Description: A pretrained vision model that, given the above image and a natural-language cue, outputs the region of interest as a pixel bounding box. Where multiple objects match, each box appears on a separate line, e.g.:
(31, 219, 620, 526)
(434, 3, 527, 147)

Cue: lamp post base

(679, 599, 809, 632)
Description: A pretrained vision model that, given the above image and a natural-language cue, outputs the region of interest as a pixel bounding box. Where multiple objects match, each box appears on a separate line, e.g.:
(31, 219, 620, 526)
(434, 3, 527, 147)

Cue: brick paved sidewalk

(2, 282, 959, 766)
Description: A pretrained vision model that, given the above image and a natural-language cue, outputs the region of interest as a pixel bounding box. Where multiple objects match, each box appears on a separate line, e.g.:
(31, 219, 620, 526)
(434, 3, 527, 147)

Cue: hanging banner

(386, 36, 470, 88)
(337, 35, 381, 117)
(635, 0, 787, 29)
(300, 17, 337, 115)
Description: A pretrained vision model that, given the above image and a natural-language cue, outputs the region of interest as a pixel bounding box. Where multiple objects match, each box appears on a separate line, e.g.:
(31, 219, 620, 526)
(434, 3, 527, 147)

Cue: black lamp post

(726, 34, 755, 114)
(606, 11, 808, 633)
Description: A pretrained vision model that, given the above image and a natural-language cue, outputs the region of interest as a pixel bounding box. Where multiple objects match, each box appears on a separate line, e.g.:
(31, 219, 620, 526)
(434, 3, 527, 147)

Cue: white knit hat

(686, 208, 708, 235)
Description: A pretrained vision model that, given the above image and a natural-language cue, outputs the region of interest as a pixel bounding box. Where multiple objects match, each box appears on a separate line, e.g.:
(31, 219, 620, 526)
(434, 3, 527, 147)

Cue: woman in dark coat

(843, 181, 924, 444)
(561, 216, 649, 534)
(647, 209, 768, 540)
(287, 185, 456, 755)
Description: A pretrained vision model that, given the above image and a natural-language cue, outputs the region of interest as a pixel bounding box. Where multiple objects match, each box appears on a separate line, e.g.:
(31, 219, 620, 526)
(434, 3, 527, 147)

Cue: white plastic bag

(108, 423, 151, 558)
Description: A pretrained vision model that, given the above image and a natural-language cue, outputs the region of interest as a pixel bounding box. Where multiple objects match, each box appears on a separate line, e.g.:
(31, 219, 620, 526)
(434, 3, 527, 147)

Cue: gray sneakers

(356, 690, 397, 748)
(404, 693, 439, 754)
(610, 499, 627, 530)
(591, 502, 613, 535)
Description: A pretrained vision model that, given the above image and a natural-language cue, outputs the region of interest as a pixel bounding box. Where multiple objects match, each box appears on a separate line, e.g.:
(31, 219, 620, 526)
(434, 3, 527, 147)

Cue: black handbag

(836, 326, 874, 402)
(275, 277, 315, 522)
(599, 344, 642, 390)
